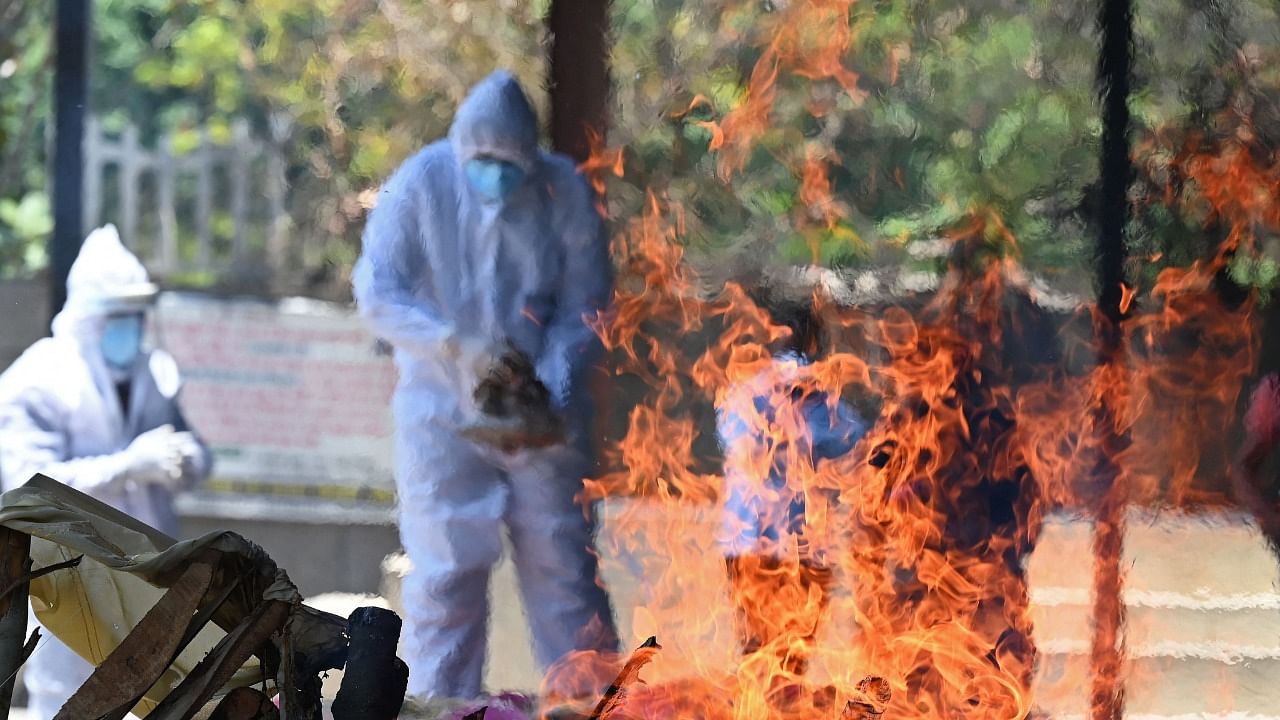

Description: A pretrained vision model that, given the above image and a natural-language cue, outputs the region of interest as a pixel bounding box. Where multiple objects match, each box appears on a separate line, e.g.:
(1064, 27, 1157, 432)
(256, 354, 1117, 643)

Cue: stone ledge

(176, 492, 396, 526)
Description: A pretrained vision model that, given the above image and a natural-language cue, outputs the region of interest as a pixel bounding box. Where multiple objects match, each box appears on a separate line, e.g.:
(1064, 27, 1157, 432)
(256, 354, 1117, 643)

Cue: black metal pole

(1096, 0, 1133, 329)
(1091, 0, 1134, 718)
(50, 0, 90, 324)
(547, 0, 611, 165)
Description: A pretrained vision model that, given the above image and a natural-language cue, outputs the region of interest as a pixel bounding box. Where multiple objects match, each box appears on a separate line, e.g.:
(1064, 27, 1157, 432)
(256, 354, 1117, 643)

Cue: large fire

(540, 3, 1274, 719)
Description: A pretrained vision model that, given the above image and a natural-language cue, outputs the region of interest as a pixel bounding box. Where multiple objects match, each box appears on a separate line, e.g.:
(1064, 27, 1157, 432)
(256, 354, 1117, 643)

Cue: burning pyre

(538, 2, 1277, 719)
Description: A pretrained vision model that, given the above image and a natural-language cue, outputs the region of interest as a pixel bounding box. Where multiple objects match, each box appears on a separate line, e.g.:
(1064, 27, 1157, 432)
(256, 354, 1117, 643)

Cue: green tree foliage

(0, 1, 53, 277)
(2, 0, 1279, 294)
(0, 0, 546, 288)
(604, 0, 1103, 288)
(606, 0, 1280, 295)
(1126, 0, 1280, 293)
(95, 0, 547, 291)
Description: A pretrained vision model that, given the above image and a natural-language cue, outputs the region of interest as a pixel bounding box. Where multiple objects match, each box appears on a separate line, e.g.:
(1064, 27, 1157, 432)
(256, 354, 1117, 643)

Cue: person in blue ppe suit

(353, 70, 618, 700)
(0, 224, 211, 720)
(716, 290, 868, 697)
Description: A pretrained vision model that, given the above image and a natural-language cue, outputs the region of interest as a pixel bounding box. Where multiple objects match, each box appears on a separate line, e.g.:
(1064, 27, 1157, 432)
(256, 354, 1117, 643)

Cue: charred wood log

(205, 687, 279, 720)
(56, 557, 217, 720)
(277, 606, 349, 720)
(147, 599, 292, 720)
(0, 555, 81, 606)
(330, 607, 407, 720)
(588, 636, 661, 720)
(842, 676, 891, 720)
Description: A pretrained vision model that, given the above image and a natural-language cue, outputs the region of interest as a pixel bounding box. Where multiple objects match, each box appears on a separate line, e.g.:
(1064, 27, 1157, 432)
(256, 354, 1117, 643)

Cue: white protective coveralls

(353, 70, 618, 699)
(0, 225, 211, 719)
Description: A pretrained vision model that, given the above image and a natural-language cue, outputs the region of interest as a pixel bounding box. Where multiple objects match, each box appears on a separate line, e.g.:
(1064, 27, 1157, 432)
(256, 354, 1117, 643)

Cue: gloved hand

(473, 343, 550, 419)
(117, 425, 185, 489)
(441, 333, 504, 386)
(172, 430, 208, 484)
(463, 342, 565, 452)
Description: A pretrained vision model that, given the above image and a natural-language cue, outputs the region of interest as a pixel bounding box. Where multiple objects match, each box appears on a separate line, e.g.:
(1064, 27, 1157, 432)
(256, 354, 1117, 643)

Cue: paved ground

(452, 504, 1280, 715)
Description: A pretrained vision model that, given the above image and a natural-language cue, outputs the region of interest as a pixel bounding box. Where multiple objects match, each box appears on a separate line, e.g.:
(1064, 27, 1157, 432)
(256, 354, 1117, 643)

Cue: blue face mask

(464, 158, 527, 202)
(100, 314, 144, 371)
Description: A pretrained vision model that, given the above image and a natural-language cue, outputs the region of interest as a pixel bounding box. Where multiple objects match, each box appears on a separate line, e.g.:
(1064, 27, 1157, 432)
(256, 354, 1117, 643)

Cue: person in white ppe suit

(353, 70, 618, 699)
(0, 224, 211, 719)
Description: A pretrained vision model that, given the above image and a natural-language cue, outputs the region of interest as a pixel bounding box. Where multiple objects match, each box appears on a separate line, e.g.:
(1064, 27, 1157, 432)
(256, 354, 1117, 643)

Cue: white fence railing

(82, 116, 290, 280)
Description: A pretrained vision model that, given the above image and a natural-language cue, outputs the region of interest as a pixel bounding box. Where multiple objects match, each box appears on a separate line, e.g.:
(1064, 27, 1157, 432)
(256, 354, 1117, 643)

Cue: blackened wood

(330, 607, 407, 720)
(146, 600, 291, 720)
(0, 529, 29, 720)
(589, 636, 660, 720)
(207, 687, 279, 720)
(0, 556, 82, 606)
(56, 559, 215, 720)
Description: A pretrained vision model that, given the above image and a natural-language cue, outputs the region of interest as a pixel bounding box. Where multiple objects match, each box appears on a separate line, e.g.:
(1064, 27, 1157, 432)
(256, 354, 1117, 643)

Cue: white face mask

(100, 313, 144, 372)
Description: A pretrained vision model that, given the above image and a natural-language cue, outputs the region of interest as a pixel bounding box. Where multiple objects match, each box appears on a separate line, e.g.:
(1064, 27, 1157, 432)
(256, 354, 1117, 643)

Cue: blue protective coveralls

(353, 70, 618, 699)
(0, 225, 211, 719)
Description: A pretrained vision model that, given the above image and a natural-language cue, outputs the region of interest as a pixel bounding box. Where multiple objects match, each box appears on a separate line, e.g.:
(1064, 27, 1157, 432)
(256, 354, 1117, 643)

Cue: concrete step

(1027, 511, 1280, 596)
(1032, 602, 1280, 661)
(1035, 655, 1280, 717)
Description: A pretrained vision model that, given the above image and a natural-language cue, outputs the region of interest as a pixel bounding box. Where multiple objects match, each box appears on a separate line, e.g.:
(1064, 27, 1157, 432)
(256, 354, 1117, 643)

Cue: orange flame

(545, 9, 1270, 720)
(1118, 283, 1137, 315)
(579, 125, 627, 212)
(799, 147, 841, 232)
(554, 204, 1259, 720)
(709, 0, 866, 178)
